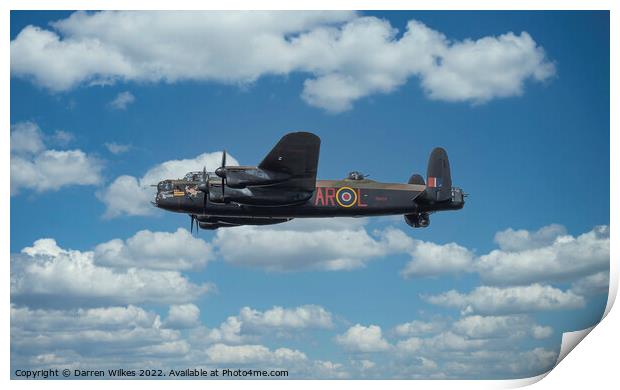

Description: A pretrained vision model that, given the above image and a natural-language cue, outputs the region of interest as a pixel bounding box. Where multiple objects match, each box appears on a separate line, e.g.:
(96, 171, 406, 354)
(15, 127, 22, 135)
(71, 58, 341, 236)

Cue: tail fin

(426, 147, 452, 202)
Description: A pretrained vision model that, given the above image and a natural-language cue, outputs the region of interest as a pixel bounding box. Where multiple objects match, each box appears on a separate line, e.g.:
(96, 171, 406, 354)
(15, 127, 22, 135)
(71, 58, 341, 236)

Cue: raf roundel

(336, 187, 357, 208)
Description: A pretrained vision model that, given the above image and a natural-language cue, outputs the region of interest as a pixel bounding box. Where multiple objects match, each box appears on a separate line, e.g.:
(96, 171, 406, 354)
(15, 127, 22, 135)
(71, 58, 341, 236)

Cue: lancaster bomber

(154, 132, 465, 230)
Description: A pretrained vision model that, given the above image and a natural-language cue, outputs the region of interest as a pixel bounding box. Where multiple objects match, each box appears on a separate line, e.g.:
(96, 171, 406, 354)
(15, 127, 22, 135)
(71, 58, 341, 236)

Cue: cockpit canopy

(182, 171, 207, 182)
(157, 180, 173, 192)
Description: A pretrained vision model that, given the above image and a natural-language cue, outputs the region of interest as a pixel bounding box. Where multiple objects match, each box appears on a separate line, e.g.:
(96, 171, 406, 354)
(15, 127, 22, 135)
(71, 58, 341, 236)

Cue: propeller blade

(190, 215, 194, 234)
(222, 150, 227, 168)
(201, 165, 209, 213)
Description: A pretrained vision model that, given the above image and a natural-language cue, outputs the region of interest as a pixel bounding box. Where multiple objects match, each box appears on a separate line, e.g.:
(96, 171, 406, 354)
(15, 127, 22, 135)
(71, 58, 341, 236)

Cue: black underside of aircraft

(154, 132, 465, 230)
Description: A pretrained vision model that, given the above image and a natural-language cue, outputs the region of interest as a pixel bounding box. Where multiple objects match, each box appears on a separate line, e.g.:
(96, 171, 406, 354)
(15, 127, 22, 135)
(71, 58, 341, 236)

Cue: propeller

(215, 150, 227, 198)
(190, 215, 196, 234)
(196, 166, 209, 213)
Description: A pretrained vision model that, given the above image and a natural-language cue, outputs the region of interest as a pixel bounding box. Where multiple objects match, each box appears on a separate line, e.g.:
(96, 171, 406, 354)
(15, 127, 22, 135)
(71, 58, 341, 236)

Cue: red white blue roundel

(336, 187, 357, 208)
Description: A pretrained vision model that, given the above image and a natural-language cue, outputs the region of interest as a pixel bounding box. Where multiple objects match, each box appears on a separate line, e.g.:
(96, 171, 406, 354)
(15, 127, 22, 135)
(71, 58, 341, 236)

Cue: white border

(3, 1, 616, 389)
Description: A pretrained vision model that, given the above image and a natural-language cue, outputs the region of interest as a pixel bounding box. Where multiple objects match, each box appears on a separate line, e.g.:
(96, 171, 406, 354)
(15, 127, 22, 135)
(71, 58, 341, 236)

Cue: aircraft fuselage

(155, 178, 463, 219)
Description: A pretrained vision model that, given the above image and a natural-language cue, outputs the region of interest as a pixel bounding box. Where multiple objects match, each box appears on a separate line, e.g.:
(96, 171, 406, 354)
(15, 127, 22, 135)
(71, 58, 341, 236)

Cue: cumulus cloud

(424, 284, 586, 315)
(452, 315, 552, 340)
(477, 225, 609, 285)
(205, 343, 307, 365)
(98, 151, 237, 218)
(10, 122, 102, 195)
(94, 228, 213, 270)
(238, 305, 333, 332)
(51, 129, 74, 145)
(11, 121, 45, 154)
(401, 241, 474, 278)
(11, 238, 212, 307)
(164, 304, 200, 329)
(104, 142, 131, 154)
(373, 311, 559, 378)
(11, 302, 330, 376)
(109, 91, 135, 109)
(399, 225, 609, 287)
(12, 304, 159, 332)
(11, 11, 554, 112)
(190, 304, 333, 344)
(214, 221, 408, 271)
(393, 320, 446, 337)
(10, 305, 185, 359)
(335, 324, 391, 352)
(570, 271, 610, 296)
(494, 224, 567, 252)
(531, 325, 553, 339)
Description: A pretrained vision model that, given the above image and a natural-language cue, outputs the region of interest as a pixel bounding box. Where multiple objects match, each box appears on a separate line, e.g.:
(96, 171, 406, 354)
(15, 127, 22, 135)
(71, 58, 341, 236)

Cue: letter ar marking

(314, 187, 325, 206)
(325, 187, 336, 206)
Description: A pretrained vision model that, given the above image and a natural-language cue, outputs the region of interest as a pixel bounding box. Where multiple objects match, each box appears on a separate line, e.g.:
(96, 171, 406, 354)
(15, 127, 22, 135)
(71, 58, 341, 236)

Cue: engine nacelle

(218, 167, 291, 189)
(404, 212, 430, 228)
(209, 185, 311, 206)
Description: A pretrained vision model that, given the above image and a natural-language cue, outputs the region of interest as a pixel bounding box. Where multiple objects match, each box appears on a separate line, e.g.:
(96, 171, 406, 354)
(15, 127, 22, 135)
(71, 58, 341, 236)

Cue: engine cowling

(218, 167, 291, 189)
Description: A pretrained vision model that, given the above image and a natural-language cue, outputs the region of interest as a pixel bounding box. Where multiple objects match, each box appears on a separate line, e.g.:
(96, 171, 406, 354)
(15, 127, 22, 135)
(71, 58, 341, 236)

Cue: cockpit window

(158, 181, 173, 192)
(183, 171, 206, 182)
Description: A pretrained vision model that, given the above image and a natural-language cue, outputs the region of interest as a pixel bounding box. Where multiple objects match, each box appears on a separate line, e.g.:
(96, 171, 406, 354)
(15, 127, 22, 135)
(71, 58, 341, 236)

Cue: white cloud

(477, 225, 609, 285)
(452, 315, 542, 339)
(398, 225, 609, 287)
(531, 325, 553, 339)
(104, 142, 131, 154)
(11, 11, 554, 112)
(394, 337, 423, 353)
(11, 305, 185, 358)
(190, 304, 333, 345)
(51, 129, 74, 145)
(421, 331, 489, 352)
(11, 122, 102, 195)
(191, 317, 245, 345)
(164, 304, 200, 329)
(452, 315, 518, 339)
(494, 224, 567, 252)
(11, 304, 159, 332)
(97, 175, 154, 217)
(395, 331, 488, 355)
(570, 271, 610, 296)
(94, 228, 213, 270)
(238, 305, 333, 331)
(424, 284, 586, 315)
(205, 343, 307, 365)
(214, 222, 407, 271)
(401, 241, 474, 278)
(10, 121, 45, 154)
(11, 238, 212, 307)
(98, 151, 237, 218)
(335, 324, 391, 352)
(393, 320, 445, 337)
(109, 91, 135, 109)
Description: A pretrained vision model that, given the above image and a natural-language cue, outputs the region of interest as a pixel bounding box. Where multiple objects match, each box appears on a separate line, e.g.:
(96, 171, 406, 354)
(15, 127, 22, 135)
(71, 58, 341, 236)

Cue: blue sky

(10, 11, 609, 379)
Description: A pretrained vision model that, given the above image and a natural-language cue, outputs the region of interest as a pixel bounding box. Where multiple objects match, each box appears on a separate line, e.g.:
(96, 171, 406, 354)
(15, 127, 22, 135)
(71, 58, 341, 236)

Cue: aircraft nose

(154, 193, 175, 211)
(153, 191, 162, 208)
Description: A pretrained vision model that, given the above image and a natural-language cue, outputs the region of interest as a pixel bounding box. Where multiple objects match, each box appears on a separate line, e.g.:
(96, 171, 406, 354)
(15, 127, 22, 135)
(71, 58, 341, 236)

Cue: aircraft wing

(258, 132, 321, 192)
